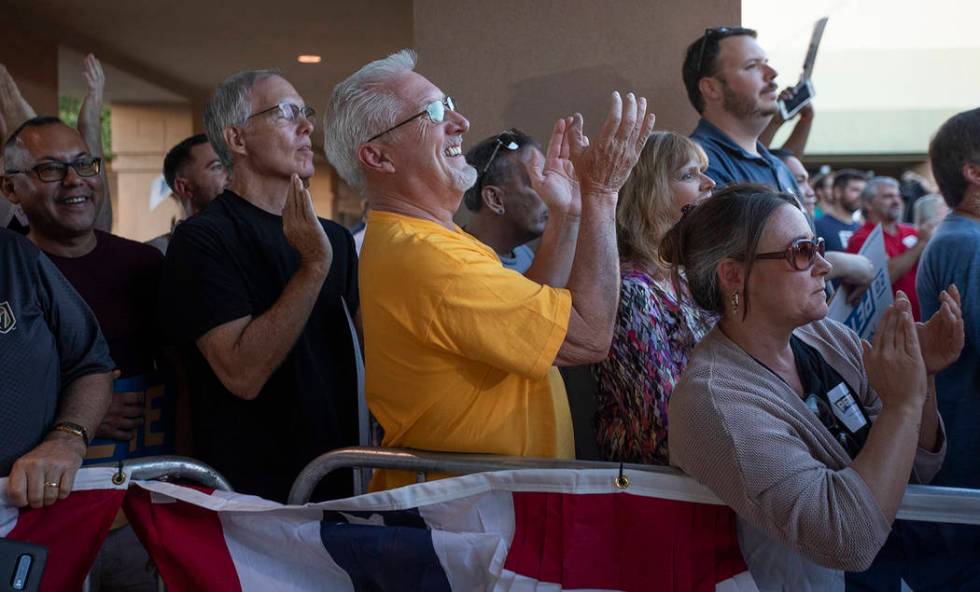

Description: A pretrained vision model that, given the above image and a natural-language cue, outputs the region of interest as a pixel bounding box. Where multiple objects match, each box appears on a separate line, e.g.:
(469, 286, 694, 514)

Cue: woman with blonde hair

(592, 131, 715, 464)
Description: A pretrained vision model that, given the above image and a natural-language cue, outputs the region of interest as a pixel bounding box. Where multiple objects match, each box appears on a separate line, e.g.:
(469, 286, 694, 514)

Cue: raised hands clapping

(525, 116, 582, 217)
(571, 91, 655, 195)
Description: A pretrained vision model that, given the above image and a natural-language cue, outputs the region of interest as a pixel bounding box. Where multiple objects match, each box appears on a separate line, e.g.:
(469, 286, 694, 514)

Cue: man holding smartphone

(681, 27, 800, 194)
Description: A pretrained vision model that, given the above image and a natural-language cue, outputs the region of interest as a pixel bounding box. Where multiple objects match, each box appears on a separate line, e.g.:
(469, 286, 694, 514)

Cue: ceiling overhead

(9, 0, 413, 111)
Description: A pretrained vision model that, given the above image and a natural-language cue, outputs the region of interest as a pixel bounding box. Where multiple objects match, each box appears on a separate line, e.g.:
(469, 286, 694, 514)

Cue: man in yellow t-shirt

(324, 49, 655, 490)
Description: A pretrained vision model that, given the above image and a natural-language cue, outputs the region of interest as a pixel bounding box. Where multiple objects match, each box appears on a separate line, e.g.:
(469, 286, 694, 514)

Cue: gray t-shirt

(0, 229, 114, 475)
(917, 212, 980, 488)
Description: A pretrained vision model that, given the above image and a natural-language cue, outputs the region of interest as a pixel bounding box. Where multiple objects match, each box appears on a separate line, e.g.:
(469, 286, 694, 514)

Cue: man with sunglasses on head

(462, 129, 580, 282)
(1, 116, 166, 590)
(683, 27, 800, 195)
(325, 50, 654, 490)
(159, 70, 359, 503)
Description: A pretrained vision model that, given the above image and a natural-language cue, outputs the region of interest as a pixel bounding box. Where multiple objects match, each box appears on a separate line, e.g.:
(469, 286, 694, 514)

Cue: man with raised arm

(681, 27, 799, 194)
(324, 50, 653, 490)
(159, 70, 359, 503)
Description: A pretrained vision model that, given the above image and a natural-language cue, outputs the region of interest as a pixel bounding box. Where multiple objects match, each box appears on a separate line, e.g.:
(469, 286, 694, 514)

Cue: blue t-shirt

(916, 212, 980, 488)
(690, 118, 801, 195)
(500, 243, 535, 274)
(815, 215, 860, 253)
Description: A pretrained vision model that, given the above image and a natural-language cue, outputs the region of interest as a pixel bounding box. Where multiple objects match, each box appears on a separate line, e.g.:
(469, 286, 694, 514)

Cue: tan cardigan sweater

(669, 318, 945, 583)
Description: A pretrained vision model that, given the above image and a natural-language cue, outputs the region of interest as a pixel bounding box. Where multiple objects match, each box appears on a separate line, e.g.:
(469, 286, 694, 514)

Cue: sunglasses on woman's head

(755, 237, 826, 271)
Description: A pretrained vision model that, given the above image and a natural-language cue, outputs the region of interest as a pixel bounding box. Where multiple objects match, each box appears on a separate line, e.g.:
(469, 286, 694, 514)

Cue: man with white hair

(324, 50, 654, 490)
(159, 69, 359, 502)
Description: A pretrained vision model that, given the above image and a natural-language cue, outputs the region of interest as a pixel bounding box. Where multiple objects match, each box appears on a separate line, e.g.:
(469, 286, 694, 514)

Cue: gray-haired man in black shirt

(160, 70, 359, 502)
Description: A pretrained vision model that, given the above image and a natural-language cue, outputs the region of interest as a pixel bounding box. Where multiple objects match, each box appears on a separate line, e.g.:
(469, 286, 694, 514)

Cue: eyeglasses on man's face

(367, 96, 456, 143)
(755, 237, 826, 271)
(247, 102, 316, 125)
(5, 156, 102, 183)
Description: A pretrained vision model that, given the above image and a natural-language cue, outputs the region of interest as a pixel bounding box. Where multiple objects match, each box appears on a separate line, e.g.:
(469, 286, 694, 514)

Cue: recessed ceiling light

(297, 55, 321, 64)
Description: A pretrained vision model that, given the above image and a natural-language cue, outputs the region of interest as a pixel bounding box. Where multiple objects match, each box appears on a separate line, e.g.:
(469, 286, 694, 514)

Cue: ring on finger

(44, 481, 59, 488)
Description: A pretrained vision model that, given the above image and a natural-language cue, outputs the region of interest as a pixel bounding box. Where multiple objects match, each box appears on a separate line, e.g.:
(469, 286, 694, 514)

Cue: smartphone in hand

(778, 79, 815, 120)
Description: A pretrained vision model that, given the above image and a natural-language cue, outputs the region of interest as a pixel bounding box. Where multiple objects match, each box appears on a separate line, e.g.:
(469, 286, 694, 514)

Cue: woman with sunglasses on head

(592, 131, 715, 465)
(663, 184, 963, 590)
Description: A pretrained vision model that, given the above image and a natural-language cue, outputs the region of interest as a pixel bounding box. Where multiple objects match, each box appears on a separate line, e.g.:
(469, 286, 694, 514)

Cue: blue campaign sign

(827, 224, 894, 340)
(83, 373, 176, 465)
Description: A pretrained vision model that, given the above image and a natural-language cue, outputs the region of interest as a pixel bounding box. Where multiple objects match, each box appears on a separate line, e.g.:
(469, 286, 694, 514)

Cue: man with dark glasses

(462, 129, 580, 282)
(1, 115, 166, 589)
(159, 70, 360, 505)
(325, 50, 654, 491)
(682, 27, 801, 196)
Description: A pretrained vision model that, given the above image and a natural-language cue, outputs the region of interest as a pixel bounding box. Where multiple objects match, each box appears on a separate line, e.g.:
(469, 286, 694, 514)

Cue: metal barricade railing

(290, 446, 681, 505)
(99, 455, 234, 491)
(287, 447, 980, 528)
(84, 455, 233, 592)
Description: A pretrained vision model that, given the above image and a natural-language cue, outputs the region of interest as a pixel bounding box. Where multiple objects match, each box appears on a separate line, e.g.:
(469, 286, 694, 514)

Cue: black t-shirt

(0, 229, 114, 475)
(160, 191, 359, 502)
(790, 335, 871, 458)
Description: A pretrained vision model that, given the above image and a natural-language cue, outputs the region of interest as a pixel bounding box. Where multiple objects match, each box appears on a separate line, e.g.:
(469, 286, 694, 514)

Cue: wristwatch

(51, 421, 90, 445)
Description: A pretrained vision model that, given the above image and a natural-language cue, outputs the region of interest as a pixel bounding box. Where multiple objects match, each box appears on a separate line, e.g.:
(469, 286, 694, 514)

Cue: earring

(730, 291, 739, 313)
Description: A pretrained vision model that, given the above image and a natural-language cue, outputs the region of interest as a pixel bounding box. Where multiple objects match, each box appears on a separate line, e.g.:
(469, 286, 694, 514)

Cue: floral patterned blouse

(592, 266, 714, 465)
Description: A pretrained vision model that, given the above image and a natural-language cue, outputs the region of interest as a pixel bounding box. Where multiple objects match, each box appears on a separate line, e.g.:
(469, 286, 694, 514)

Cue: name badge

(827, 382, 867, 433)
(902, 234, 919, 249)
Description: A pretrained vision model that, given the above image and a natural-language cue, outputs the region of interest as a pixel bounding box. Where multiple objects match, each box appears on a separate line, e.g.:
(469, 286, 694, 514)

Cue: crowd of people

(1, 24, 978, 591)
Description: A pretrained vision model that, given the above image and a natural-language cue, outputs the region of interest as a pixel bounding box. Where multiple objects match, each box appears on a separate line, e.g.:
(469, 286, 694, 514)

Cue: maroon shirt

(45, 230, 163, 377)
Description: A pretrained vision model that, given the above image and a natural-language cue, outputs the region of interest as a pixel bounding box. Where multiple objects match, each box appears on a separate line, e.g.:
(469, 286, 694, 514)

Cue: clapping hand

(573, 91, 655, 196)
(525, 117, 581, 217)
(862, 291, 928, 414)
(916, 285, 965, 375)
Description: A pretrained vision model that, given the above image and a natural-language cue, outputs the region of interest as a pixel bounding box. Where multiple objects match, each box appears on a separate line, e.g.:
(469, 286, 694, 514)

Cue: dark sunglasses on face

(5, 156, 102, 183)
(247, 102, 316, 124)
(367, 96, 456, 142)
(755, 237, 826, 271)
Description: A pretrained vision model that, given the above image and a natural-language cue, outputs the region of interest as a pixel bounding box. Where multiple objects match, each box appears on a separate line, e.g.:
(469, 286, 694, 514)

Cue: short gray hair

(324, 49, 418, 191)
(861, 176, 899, 203)
(913, 194, 947, 227)
(204, 68, 281, 170)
